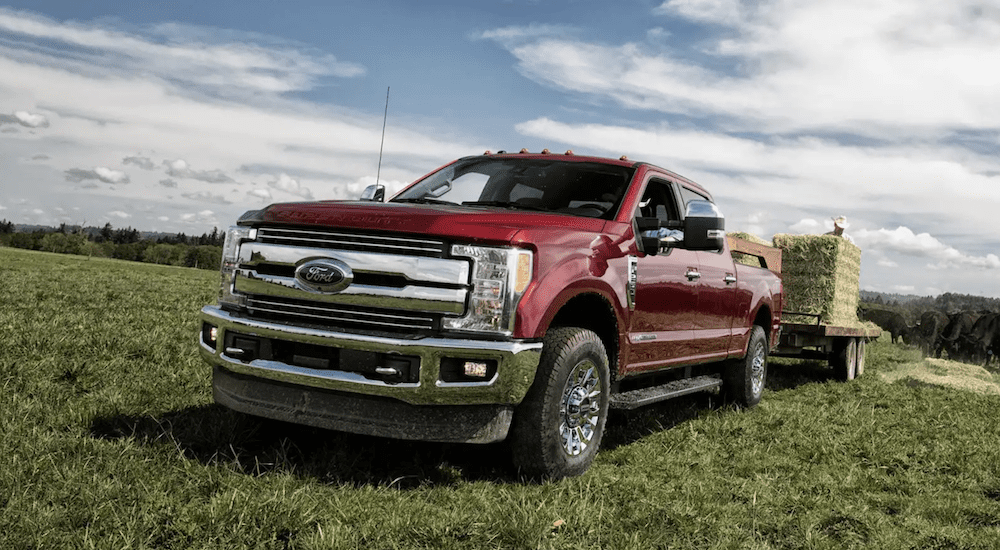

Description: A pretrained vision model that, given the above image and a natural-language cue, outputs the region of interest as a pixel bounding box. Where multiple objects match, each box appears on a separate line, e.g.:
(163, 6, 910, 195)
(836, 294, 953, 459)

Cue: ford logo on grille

(294, 258, 353, 293)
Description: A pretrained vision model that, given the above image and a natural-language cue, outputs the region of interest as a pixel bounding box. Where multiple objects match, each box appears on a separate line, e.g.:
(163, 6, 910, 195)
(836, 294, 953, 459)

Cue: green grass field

(3, 246, 1000, 549)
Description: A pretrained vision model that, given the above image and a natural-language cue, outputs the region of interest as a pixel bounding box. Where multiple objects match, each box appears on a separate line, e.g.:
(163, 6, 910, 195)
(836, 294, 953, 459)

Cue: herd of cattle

(859, 308, 1000, 366)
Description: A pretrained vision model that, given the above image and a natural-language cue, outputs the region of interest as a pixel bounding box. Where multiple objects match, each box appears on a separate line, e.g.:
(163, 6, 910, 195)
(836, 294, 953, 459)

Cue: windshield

(391, 157, 636, 220)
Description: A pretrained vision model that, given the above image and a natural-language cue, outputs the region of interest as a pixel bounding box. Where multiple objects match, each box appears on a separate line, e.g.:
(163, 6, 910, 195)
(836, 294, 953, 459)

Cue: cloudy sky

(1, 0, 998, 298)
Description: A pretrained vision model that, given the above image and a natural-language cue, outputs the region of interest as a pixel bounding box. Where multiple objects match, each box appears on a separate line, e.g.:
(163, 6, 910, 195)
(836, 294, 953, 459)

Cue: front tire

(509, 327, 610, 480)
(723, 325, 767, 407)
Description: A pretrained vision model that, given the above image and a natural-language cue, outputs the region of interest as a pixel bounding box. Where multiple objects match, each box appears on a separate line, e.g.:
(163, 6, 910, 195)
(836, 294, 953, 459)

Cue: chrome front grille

(256, 227, 447, 258)
(236, 226, 466, 335)
(246, 294, 438, 332)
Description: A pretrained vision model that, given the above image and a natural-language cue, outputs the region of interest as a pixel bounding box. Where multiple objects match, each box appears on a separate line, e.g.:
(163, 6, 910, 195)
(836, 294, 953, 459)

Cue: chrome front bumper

(199, 306, 542, 408)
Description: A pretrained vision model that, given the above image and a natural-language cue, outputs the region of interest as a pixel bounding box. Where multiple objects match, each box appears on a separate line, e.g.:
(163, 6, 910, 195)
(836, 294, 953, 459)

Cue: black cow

(860, 308, 911, 344)
(936, 311, 979, 361)
(915, 310, 948, 357)
(964, 313, 1000, 367)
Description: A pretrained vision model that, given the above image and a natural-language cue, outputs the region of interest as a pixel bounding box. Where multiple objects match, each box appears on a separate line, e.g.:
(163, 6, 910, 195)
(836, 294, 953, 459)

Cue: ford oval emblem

(294, 258, 353, 293)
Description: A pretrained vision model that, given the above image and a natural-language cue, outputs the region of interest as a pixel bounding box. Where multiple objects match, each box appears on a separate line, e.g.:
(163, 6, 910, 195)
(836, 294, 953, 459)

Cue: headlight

(219, 225, 255, 307)
(444, 245, 533, 335)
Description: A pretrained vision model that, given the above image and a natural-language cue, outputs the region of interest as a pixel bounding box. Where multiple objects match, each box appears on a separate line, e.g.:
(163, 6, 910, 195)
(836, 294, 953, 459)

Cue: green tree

(143, 243, 185, 265)
(41, 232, 87, 255)
(184, 245, 222, 270)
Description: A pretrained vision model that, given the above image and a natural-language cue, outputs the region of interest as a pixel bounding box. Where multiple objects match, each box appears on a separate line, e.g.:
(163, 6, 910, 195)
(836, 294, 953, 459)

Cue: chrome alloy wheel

(750, 340, 766, 397)
(559, 359, 602, 456)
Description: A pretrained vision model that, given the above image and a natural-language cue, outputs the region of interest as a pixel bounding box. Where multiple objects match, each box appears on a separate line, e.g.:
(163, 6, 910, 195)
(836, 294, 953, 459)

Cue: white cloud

(854, 226, 1000, 270)
(247, 188, 272, 201)
(653, 0, 745, 25)
(180, 210, 217, 225)
(0, 9, 478, 239)
(788, 218, 822, 234)
(489, 1, 1000, 135)
(64, 167, 130, 184)
(477, 24, 575, 43)
(123, 155, 156, 170)
(0, 109, 49, 128)
(108, 210, 131, 219)
(14, 110, 48, 127)
(267, 173, 313, 200)
(181, 191, 230, 204)
(164, 159, 234, 183)
(0, 8, 365, 98)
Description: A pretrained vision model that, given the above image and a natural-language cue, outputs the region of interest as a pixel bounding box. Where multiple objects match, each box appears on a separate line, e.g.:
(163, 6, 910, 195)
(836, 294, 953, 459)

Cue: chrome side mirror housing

(683, 200, 725, 251)
(360, 184, 385, 202)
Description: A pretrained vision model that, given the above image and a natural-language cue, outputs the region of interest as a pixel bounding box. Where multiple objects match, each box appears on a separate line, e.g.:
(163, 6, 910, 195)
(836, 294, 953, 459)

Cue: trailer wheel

(831, 338, 858, 381)
(723, 325, 767, 407)
(855, 338, 866, 378)
(509, 327, 610, 480)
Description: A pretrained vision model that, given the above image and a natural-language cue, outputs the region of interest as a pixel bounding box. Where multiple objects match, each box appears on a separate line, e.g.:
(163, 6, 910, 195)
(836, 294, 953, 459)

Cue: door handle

(724, 275, 737, 285)
(686, 270, 701, 281)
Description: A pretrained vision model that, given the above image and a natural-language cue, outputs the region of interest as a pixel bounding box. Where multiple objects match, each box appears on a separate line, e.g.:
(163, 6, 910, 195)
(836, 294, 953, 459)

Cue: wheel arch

(546, 292, 621, 379)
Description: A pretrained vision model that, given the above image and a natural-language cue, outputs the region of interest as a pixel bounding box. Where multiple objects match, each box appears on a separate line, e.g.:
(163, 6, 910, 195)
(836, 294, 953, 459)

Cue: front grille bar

(256, 227, 446, 257)
(246, 295, 437, 331)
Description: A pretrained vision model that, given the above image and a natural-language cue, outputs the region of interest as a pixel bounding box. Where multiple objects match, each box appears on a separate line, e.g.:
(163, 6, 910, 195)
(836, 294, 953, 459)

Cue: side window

(679, 186, 711, 211)
(638, 179, 680, 224)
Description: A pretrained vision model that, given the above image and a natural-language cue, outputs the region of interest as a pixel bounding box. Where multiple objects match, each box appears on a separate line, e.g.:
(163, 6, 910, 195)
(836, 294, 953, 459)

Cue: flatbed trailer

(727, 235, 881, 381)
(773, 313, 882, 381)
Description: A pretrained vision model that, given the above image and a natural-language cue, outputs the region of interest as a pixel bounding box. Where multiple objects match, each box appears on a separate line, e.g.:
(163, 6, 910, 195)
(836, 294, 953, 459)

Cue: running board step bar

(609, 375, 722, 410)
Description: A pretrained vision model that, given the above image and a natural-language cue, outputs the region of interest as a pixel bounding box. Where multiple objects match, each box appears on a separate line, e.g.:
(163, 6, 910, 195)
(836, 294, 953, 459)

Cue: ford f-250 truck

(198, 150, 783, 479)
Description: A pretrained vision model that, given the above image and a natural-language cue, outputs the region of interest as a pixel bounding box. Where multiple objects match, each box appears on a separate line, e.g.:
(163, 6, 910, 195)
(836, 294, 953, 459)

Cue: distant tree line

(0, 219, 223, 270)
(861, 290, 1000, 324)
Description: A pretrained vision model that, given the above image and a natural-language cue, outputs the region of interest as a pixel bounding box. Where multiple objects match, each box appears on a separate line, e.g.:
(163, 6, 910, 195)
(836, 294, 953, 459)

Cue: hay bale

(728, 232, 773, 247)
(773, 233, 861, 326)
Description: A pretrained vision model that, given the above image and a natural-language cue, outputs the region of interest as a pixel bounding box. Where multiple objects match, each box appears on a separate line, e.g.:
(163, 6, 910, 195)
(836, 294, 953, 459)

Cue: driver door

(624, 178, 701, 373)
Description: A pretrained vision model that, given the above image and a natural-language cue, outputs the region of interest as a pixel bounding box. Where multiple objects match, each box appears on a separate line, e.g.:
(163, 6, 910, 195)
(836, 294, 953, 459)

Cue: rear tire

(832, 338, 858, 381)
(855, 338, 866, 378)
(509, 327, 610, 480)
(723, 325, 767, 407)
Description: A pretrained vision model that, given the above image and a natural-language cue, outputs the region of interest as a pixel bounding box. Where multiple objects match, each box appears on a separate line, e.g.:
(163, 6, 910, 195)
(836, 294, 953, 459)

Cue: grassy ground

(2, 246, 1000, 549)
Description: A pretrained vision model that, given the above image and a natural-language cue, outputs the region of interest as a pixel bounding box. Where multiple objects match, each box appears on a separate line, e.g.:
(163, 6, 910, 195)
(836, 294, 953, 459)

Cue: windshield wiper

(392, 197, 456, 205)
(461, 200, 551, 212)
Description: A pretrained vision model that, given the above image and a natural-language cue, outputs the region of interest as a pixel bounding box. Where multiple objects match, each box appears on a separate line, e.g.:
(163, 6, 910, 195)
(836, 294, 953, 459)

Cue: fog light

(209, 327, 218, 343)
(463, 361, 489, 378)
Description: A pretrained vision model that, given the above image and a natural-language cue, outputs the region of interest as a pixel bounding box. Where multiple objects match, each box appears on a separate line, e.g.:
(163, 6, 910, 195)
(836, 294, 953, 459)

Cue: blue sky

(1, 0, 998, 298)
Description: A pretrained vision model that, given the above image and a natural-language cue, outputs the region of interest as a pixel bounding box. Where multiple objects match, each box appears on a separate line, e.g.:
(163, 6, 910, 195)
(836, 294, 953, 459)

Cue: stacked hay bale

(772, 234, 862, 326)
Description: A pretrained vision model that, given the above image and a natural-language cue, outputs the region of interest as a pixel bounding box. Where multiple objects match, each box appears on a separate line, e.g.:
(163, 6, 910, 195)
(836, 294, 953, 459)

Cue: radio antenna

(375, 86, 389, 187)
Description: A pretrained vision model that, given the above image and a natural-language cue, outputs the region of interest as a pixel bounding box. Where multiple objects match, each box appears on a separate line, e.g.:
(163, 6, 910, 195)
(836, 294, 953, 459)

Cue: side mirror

(683, 200, 725, 251)
(360, 184, 385, 202)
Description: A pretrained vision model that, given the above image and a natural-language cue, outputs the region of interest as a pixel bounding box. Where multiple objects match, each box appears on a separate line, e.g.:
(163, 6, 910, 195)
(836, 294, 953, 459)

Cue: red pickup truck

(199, 151, 783, 479)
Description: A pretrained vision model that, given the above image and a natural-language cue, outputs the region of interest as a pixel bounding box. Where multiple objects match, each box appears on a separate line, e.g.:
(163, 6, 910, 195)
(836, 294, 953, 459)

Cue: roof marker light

(620, 155, 629, 161)
(484, 150, 491, 155)
(565, 150, 574, 155)
(541, 148, 551, 154)
(519, 148, 529, 154)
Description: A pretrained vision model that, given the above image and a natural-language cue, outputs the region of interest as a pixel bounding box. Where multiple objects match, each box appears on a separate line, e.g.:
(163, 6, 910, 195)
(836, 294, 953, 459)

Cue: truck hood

(252, 200, 608, 245)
